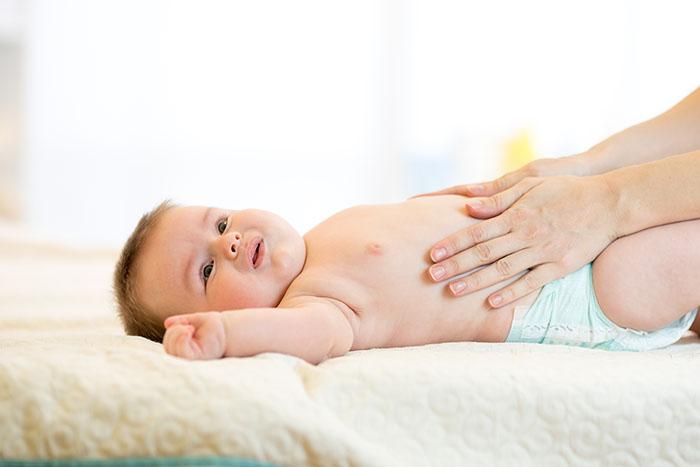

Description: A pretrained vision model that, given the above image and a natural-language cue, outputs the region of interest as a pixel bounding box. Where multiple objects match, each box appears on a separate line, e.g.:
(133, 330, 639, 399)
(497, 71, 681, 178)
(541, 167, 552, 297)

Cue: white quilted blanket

(2, 222, 700, 466)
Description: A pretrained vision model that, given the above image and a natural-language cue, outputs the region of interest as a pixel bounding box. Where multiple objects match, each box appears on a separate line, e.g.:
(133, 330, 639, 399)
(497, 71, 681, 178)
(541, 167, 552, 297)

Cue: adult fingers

(414, 160, 538, 200)
(445, 248, 535, 296)
(467, 167, 532, 197)
(430, 214, 512, 262)
(464, 177, 542, 219)
(485, 263, 563, 308)
(429, 233, 526, 282)
(413, 170, 526, 200)
(410, 184, 479, 199)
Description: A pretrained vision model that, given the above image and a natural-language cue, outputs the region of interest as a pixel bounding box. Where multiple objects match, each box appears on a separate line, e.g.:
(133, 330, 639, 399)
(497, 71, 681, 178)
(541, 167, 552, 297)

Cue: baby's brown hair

(113, 199, 175, 343)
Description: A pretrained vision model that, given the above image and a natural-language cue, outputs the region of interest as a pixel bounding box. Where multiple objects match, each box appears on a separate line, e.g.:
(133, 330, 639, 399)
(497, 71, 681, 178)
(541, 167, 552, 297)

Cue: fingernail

(430, 265, 446, 280)
(490, 295, 502, 306)
(450, 281, 466, 294)
(465, 199, 483, 209)
(432, 248, 447, 261)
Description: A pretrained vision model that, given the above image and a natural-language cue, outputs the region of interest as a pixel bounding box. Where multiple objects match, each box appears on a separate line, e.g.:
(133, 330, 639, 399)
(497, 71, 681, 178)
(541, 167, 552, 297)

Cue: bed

(2, 220, 700, 466)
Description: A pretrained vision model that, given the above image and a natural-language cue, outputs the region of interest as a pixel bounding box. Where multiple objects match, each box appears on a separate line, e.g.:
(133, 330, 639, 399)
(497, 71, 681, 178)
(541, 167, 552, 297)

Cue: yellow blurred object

(502, 129, 537, 173)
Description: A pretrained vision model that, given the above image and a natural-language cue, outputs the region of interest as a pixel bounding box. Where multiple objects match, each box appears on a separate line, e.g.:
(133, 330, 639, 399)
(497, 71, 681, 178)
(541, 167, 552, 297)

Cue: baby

(113, 196, 700, 364)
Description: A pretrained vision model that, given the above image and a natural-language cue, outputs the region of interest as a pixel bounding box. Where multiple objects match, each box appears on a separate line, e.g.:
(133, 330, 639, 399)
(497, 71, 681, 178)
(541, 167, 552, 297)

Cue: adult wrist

(558, 153, 597, 177)
(595, 170, 630, 240)
(579, 141, 621, 176)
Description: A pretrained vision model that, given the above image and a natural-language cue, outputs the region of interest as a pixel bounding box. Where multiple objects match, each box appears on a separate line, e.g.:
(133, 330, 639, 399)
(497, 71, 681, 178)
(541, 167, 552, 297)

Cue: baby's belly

(342, 269, 541, 350)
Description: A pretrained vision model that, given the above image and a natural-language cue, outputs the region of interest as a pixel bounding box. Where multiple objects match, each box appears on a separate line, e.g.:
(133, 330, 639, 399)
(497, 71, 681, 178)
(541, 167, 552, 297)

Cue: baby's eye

(202, 262, 214, 284)
(217, 218, 228, 234)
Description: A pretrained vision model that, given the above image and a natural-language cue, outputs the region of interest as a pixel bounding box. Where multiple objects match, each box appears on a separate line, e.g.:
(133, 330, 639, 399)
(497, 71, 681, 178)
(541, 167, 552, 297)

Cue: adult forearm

(583, 87, 700, 175)
(602, 149, 700, 237)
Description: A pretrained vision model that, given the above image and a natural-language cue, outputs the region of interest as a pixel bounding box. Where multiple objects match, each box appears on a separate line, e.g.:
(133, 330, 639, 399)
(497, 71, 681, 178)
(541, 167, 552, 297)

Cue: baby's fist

(163, 312, 226, 360)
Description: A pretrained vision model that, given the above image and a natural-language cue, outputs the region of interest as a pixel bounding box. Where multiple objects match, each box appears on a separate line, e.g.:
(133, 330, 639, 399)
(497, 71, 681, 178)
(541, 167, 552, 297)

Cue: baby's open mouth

(247, 237, 264, 269)
(252, 241, 261, 267)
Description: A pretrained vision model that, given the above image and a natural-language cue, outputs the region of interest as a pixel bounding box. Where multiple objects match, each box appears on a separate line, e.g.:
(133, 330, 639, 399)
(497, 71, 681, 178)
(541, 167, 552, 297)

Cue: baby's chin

(272, 247, 304, 274)
(213, 273, 297, 311)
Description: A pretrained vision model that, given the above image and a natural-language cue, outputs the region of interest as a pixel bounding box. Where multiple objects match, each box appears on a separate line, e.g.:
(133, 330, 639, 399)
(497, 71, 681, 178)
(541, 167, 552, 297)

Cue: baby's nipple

(365, 242, 383, 256)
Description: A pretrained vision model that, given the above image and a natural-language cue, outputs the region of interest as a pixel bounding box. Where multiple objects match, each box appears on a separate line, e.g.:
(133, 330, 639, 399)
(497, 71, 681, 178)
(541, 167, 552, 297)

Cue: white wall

(16, 0, 700, 247)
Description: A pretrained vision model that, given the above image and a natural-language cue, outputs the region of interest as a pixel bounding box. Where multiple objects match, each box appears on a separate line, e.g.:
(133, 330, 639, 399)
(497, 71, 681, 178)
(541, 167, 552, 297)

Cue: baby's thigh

(592, 219, 700, 331)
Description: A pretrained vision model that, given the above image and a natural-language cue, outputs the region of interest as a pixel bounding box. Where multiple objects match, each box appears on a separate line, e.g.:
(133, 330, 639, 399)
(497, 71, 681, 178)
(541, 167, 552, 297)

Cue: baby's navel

(365, 242, 383, 256)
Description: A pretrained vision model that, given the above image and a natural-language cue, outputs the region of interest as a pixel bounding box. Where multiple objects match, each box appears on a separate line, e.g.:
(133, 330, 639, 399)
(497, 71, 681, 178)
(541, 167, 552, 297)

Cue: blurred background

(0, 0, 699, 249)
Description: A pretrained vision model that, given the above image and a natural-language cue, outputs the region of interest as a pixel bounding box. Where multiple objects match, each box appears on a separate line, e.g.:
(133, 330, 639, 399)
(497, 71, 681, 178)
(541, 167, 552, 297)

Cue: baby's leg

(592, 219, 700, 332)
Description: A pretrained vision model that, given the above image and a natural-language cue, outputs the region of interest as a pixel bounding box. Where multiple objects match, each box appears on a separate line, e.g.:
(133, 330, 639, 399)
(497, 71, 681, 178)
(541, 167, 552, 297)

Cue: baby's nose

(223, 231, 242, 257)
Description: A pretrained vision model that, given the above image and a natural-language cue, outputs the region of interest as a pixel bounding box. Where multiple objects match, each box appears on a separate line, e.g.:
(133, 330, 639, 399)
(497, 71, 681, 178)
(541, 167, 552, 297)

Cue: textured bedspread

(3, 322, 700, 466)
(2, 222, 700, 466)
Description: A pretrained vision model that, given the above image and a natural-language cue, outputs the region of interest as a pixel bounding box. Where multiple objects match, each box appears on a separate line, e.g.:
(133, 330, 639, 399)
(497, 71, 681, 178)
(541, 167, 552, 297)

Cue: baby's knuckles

(197, 312, 226, 359)
(163, 325, 186, 357)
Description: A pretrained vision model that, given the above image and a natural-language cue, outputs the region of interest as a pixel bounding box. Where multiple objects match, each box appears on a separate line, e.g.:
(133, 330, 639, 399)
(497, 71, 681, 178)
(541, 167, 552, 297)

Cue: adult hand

(425, 158, 619, 308)
(422, 155, 591, 199)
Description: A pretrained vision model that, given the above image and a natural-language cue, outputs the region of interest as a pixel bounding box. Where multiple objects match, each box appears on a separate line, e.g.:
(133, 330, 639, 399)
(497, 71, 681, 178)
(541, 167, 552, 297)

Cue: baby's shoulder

(280, 291, 361, 336)
(284, 267, 357, 304)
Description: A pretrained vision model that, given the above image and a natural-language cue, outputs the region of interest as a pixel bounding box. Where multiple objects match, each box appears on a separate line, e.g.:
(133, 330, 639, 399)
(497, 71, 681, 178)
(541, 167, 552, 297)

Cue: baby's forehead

(150, 207, 207, 250)
(156, 205, 215, 236)
(169, 204, 211, 222)
(135, 226, 195, 317)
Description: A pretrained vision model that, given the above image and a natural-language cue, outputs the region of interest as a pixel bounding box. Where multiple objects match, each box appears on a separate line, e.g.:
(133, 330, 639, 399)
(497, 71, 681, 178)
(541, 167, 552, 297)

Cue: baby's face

(136, 205, 305, 322)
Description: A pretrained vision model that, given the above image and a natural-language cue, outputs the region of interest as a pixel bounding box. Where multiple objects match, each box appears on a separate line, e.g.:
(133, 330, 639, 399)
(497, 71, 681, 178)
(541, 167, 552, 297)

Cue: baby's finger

(164, 315, 191, 328)
(163, 324, 184, 350)
(446, 249, 533, 296)
(174, 329, 195, 359)
(163, 324, 193, 355)
(185, 337, 205, 360)
(485, 263, 562, 308)
(429, 233, 525, 282)
(430, 216, 511, 262)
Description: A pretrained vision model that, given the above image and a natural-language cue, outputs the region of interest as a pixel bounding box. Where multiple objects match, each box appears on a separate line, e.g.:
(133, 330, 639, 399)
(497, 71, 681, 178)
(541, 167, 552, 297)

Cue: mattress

(2, 221, 700, 466)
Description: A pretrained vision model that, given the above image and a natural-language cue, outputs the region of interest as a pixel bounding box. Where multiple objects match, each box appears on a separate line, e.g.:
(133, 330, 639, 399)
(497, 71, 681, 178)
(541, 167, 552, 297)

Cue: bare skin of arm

(163, 298, 355, 365)
(585, 86, 700, 174)
(425, 86, 700, 308)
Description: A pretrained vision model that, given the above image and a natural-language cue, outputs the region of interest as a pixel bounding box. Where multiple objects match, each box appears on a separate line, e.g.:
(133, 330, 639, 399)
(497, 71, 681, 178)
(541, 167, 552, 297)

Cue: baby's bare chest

(289, 214, 485, 347)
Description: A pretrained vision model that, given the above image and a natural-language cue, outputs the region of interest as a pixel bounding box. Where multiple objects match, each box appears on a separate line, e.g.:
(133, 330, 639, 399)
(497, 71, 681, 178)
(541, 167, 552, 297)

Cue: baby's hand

(163, 312, 226, 360)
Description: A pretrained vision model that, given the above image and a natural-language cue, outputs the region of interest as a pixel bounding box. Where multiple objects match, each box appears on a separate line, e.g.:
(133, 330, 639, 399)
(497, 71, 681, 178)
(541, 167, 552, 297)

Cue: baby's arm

(163, 299, 355, 364)
(592, 218, 700, 331)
